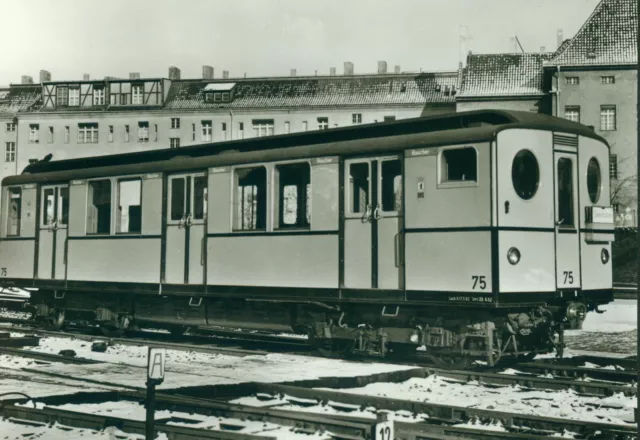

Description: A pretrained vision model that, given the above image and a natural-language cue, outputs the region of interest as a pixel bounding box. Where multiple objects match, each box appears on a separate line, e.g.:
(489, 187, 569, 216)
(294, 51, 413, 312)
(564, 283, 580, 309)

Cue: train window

(170, 177, 186, 221)
(193, 176, 207, 220)
(276, 163, 311, 228)
(42, 188, 55, 226)
(58, 187, 69, 226)
(441, 147, 477, 182)
(117, 179, 142, 234)
(587, 157, 601, 204)
(557, 158, 574, 227)
(511, 150, 539, 200)
(234, 167, 266, 231)
(381, 160, 402, 212)
(87, 180, 112, 234)
(6, 187, 21, 236)
(349, 163, 369, 214)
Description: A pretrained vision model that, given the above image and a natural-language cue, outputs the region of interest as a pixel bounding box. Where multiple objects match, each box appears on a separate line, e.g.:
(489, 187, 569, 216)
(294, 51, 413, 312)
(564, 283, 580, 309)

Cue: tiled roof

(546, 0, 637, 66)
(458, 53, 552, 98)
(164, 73, 459, 110)
(0, 85, 41, 115)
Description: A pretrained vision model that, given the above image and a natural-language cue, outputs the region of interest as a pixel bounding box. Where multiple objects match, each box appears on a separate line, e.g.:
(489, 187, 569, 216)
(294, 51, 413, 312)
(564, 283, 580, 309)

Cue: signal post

(146, 347, 166, 440)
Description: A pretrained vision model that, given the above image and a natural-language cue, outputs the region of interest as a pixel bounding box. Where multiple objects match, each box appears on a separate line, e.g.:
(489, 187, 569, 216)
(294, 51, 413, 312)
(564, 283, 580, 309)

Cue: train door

(554, 150, 581, 289)
(37, 185, 69, 280)
(165, 173, 207, 285)
(344, 156, 403, 289)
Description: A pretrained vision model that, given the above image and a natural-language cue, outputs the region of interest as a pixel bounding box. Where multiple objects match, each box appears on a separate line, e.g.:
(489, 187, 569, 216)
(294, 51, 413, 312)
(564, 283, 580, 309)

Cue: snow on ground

(312, 375, 636, 426)
(0, 420, 160, 440)
(15, 334, 413, 391)
(564, 299, 637, 355)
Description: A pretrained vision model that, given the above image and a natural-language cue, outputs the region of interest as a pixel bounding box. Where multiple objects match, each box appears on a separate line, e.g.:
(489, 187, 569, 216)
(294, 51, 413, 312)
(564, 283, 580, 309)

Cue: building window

(78, 123, 99, 143)
(117, 179, 142, 234)
(110, 94, 117, 105)
(137, 122, 149, 142)
(56, 87, 68, 106)
(601, 76, 615, 84)
(68, 87, 80, 106)
(317, 117, 329, 130)
(302, 121, 308, 131)
(352, 113, 362, 124)
(284, 121, 290, 134)
(276, 162, 311, 228)
(5, 142, 15, 162)
(171, 118, 180, 129)
(5, 122, 16, 132)
(125, 125, 130, 142)
(222, 92, 230, 101)
(564, 106, 580, 123)
(132, 85, 143, 105)
(170, 137, 180, 148)
(600, 106, 616, 131)
(610, 154, 618, 179)
(120, 94, 129, 105)
(384, 115, 396, 122)
(48, 126, 54, 143)
(93, 87, 105, 106)
(108, 125, 114, 142)
(222, 122, 227, 140)
(7, 187, 21, 236)
(234, 167, 267, 231)
(28, 124, 39, 143)
(192, 123, 196, 141)
(252, 119, 274, 137)
(154, 124, 158, 142)
(565, 77, 579, 85)
(239, 122, 244, 139)
(87, 180, 111, 235)
(441, 147, 477, 182)
(64, 126, 70, 143)
(201, 120, 212, 141)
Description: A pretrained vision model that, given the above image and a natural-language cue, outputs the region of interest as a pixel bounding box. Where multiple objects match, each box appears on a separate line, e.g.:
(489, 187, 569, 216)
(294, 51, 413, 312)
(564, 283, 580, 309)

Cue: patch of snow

(581, 299, 636, 333)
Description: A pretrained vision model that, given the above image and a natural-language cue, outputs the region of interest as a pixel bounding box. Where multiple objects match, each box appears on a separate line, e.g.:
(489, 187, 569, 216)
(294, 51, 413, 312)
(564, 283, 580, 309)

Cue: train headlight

(601, 248, 610, 264)
(507, 247, 521, 265)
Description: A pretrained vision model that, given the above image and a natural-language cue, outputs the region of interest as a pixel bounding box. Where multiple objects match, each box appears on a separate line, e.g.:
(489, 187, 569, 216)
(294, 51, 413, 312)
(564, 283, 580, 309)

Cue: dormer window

(68, 87, 80, 106)
(132, 84, 143, 105)
(204, 83, 235, 103)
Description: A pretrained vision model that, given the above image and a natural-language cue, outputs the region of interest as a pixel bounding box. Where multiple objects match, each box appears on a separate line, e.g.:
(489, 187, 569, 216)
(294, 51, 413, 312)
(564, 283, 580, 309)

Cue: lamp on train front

(601, 248, 610, 264)
(507, 247, 521, 265)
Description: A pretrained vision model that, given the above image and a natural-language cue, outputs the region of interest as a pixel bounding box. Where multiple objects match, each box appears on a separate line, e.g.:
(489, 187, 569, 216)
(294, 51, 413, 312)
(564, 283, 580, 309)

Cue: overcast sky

(0, 0, 600, 84)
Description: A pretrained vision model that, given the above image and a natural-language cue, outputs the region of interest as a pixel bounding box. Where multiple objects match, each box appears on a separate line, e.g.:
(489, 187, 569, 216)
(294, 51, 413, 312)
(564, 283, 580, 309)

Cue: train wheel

(315, 338, 355, 358)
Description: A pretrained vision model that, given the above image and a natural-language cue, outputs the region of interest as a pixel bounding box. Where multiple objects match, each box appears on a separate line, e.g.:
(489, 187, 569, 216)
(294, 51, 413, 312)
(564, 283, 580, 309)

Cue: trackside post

(146, 347, 166, 440)
(372, 411, 394, 439)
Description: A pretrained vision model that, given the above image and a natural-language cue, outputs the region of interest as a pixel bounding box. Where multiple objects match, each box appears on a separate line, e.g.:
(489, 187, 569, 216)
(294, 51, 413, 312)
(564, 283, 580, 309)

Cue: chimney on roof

(377, 61, 387, 74)
(39, 70, 51, 83)
(290, 68, 297, 77)
(21, 75, 33, 84)
(168, 66, 181, 80)
(344, 61, 354, 76)
(129, 72, 141, 80)
(540, 46, 546, 53)
(223, 70, 229, 79)
(104, 76, 118, 80)
(394, 65, 401, 74)
(329, 67, 336, 76)
(202, 65, 214, 80)
(83, 73, 90, 81)
(557, 28, 563, 49)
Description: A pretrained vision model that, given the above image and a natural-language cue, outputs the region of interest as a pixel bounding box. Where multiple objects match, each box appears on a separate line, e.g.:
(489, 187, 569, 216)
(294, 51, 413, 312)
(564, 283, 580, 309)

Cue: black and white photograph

(0, 0, 637, 438)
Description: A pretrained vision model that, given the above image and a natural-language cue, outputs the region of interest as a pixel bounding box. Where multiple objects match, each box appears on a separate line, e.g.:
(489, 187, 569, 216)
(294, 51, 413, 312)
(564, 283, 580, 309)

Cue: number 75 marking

(563, 271, 574, 284)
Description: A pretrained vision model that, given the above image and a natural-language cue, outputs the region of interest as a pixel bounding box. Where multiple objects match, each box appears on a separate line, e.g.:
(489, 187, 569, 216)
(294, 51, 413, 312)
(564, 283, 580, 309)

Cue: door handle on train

(201, 237, 205, 266)
(363, 204, 373, 223)
(394, 233, 403, 268)
(373, 204, 381, 221)
(185, 213, 193, 227)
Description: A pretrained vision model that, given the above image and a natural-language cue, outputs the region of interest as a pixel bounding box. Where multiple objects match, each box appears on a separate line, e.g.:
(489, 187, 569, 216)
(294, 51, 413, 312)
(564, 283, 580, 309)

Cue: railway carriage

(0, 110, 614, 366)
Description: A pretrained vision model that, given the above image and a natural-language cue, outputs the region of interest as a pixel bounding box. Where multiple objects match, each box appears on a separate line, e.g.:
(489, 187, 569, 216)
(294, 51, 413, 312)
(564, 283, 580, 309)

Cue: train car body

(0, 110, 614, 366)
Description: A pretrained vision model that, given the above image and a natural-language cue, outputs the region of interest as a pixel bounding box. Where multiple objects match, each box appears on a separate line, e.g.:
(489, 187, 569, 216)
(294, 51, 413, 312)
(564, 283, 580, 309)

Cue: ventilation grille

(553, 133, 578, 147)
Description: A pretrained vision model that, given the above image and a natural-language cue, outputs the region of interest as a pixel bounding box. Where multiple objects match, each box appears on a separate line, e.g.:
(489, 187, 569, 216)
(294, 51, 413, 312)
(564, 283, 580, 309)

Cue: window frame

(115, 177, 143, 235)
(352, 113, 362, 124)
(68, 87, 80, 106)
(78, 123, 99, 144)
(317, 117, 329, 130)
(5, 142, 15, 162)
(93, 87, 105, 106)
(48, 126, 54, 143)
(28, 124, 39, 144)
(601, 76, 615, 84)
(233, 165, 268, 232)
(252, 119, 274, 137)
(171, 118, 180, 129)
(201, 120, 212, 141)
(274, 161, 312, 230)
(437, 145, 479, 189)
(5, 122, 15, 132)
(138, 121, 149, 143)
(379, 156, 403, 215)
(124, 125, 130, 142)
(565, 76, 580, 85)
(6, 186, 22, 237)
(170, 137, 180, 148)
(64, 126, 70, 144)
(132, 84, 143, 105)
(56, 86, 69, 107)
(600, 105, 616, 131)
(609, 154, 618, 180)
(86, 178, 113, 235)
(564, 105, 580, 123)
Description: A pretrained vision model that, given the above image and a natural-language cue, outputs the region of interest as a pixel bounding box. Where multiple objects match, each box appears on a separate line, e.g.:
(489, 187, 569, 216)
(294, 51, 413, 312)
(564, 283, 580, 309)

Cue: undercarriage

(26, 289, 606, 367)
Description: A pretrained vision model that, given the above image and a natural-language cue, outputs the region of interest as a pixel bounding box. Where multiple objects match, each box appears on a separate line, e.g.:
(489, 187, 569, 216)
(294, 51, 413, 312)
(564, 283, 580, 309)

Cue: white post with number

(146, 348, 166, 440)
(373, 411, 394, 440)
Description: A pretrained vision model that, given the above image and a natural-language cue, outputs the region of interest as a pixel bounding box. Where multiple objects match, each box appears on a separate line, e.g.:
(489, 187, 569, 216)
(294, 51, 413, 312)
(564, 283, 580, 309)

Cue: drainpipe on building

(555, 66, 561, 117)
(13, 116, 18, 176)
(229, 111, 234, 140)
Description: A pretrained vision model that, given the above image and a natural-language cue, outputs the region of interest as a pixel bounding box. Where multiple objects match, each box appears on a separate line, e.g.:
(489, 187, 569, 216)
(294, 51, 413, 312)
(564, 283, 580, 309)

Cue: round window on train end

(587, 157, 601, 204)
(511, 150, 539, 200)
